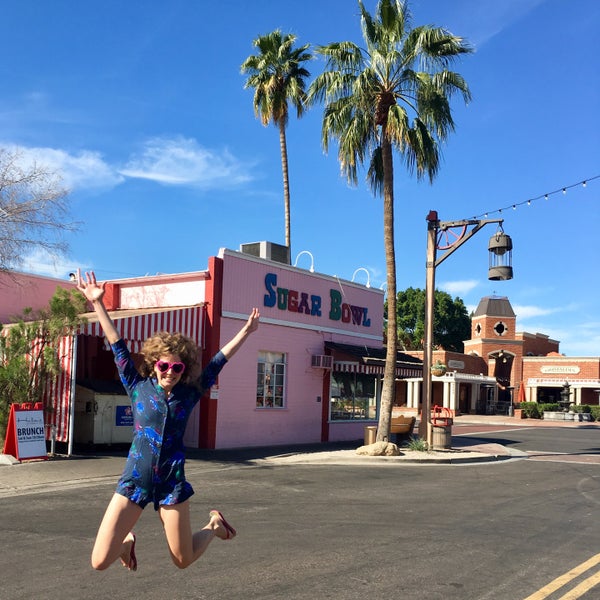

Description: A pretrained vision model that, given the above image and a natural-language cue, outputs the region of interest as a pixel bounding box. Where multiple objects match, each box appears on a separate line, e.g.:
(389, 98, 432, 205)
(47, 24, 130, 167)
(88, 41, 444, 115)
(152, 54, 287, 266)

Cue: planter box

(513, 409, 525, 419)
(544, 411, 566, 421)
(571, 413, 592, 422)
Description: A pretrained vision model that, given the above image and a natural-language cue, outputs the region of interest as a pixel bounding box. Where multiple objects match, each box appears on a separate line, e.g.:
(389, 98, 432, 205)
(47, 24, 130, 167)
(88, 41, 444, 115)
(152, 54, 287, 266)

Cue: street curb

(259, 444, 529, 466)
(0, 454, 19, 466)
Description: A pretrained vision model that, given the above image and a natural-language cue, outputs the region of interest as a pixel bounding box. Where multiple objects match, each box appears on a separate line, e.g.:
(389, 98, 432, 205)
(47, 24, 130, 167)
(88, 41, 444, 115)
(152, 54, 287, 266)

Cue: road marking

(523, 553, 600, 599)
(558, 569, 600, 599)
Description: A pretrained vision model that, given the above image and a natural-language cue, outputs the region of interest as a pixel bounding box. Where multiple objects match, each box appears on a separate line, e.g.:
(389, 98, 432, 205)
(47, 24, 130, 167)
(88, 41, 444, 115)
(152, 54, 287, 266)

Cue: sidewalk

(1, 415, 597, 496)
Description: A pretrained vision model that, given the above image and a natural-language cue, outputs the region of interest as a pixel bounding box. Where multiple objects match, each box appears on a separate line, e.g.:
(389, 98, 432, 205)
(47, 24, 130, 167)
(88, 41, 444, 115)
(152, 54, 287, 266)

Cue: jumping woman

(76, 269, 259, 571)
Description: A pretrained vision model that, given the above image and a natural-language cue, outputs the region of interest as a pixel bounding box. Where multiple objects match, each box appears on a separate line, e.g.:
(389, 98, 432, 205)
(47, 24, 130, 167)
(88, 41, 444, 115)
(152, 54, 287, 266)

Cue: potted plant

(431, 360, 447, 377)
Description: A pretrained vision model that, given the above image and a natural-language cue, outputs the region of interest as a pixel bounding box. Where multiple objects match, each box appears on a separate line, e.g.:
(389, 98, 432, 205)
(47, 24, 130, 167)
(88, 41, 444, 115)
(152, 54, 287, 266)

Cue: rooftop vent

(240, 241, 291, 265)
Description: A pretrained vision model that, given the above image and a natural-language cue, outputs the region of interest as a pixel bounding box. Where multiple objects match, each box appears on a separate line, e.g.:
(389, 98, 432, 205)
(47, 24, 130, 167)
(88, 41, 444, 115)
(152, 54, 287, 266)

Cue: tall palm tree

(241, 30, 312, 250)
(308, 0, 472, 442)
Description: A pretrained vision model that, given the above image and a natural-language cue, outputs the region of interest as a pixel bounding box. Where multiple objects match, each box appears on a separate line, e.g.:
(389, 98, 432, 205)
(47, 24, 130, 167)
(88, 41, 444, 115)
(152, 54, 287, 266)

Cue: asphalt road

(1, 426, 600, 600)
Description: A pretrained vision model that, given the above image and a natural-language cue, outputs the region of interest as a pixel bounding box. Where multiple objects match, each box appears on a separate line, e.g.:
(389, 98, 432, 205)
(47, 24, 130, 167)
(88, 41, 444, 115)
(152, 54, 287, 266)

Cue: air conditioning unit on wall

(311, 355, 333, 369)
(239, 241, 291, 265)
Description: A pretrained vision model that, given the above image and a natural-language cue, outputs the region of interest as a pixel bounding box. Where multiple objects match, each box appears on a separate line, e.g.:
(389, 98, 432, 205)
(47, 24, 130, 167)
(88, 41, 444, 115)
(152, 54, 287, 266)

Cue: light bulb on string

(468, 173, 598, 221)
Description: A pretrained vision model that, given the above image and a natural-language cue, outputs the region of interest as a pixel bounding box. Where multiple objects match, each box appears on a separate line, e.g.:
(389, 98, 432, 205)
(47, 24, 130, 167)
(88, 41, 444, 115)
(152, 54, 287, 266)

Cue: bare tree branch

(0, 148, 78, 272)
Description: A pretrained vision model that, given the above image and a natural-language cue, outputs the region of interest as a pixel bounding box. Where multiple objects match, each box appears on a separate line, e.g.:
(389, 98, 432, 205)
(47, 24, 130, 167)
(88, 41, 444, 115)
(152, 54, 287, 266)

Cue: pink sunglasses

(155, 360, 186, 374)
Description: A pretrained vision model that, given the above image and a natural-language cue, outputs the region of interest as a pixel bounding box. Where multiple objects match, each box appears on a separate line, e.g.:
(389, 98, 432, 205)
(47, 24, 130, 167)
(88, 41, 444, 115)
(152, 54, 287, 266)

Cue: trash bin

(431, 425, 452, 450)
(364, 425, 377, 445)
(431, 405, 453, 450)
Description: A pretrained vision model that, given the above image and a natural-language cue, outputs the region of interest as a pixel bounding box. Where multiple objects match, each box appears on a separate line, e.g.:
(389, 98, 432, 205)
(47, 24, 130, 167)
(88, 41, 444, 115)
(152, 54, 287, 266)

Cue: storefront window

(256, 352, 286, 408)
(330, 371, 377, 421)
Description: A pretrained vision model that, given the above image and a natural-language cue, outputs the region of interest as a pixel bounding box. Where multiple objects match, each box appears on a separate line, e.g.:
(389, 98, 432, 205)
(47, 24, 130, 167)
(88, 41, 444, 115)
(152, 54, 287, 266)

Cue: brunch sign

(263, 273, 371, 327)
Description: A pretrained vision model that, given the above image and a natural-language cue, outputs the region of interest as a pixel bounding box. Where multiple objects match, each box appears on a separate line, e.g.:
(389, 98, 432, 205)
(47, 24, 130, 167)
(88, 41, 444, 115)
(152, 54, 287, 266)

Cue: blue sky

(1, 0, 598, 356)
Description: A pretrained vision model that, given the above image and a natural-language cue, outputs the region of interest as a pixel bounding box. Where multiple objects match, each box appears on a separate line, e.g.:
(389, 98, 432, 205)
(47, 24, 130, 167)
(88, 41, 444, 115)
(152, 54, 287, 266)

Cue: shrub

(539, 403, 561, 413)
(520, 402, 541, 419)
(590, 406, 600, 422)
(406, 437, 428, 452)
(571, 404, 591, 413)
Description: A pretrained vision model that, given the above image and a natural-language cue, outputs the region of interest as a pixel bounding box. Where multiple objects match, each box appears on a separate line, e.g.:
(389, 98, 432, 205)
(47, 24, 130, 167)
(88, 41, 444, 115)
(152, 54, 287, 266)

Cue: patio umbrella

(517, 382, 526, 403)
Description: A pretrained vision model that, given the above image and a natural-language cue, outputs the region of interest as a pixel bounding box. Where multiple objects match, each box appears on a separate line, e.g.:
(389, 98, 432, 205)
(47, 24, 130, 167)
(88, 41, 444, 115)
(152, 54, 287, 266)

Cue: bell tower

(470, 296, 516, 342)
(464, 296, 522, 390)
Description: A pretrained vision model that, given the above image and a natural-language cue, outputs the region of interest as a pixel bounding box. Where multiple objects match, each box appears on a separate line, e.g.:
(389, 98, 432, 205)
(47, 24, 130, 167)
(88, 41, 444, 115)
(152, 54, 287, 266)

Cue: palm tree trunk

(279, 123, 291, 249)
(377, 135, 397, 442)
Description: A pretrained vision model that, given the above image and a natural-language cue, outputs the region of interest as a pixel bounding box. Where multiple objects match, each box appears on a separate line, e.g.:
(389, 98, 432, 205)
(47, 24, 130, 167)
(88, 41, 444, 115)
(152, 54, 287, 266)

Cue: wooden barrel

(432, 425, 452, 450)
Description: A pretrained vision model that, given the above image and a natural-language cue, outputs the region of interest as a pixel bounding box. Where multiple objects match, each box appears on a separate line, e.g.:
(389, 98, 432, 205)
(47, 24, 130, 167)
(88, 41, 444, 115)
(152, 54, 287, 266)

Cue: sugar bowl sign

(263, 273, 372, 328)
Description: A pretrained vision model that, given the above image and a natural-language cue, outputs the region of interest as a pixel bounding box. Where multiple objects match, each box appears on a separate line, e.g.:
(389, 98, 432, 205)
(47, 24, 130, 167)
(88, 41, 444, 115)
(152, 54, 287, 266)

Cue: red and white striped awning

(44, 334, 74, 443)
(2, 305, 205, 446)
(333, 361, 422, 378)
(80, 305, 204, 353)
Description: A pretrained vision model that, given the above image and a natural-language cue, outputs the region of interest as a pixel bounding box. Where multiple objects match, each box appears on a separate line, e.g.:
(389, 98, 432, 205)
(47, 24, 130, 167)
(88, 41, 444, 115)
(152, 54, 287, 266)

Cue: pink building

(7, 245, 420, 451)
(0, 270, 75, 323)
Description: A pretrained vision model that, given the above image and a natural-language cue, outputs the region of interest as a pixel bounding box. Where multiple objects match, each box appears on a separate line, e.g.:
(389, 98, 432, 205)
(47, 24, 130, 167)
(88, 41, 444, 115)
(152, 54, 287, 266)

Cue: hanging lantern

(488, 229, 513, 281)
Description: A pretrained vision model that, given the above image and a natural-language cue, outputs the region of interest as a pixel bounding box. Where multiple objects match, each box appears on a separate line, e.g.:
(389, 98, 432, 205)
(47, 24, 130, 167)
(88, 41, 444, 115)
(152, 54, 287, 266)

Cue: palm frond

(402, 118, 439, 182)
(367, 146, 384, 195)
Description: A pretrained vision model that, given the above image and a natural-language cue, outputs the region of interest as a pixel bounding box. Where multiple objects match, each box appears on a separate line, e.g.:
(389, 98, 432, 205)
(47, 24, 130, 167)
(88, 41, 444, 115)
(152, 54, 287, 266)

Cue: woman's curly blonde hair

(139, 331, 199, 382)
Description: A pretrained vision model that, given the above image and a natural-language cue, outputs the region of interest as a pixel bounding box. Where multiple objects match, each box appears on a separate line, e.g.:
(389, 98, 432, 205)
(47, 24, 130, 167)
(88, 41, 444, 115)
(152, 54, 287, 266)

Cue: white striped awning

(333, 361, 422, 378)
(2, 305, 205, 445)
(80, 305, 204, 353)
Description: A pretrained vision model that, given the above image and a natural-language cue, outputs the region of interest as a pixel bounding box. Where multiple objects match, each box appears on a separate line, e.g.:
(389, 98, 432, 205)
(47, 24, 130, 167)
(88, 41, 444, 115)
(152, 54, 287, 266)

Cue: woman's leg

(159, 501, 232, 569)
(91, 493, 143, 570)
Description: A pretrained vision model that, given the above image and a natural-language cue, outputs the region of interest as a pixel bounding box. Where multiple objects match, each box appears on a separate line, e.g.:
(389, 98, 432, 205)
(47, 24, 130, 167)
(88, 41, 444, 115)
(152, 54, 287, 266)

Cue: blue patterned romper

(111, 339, 227, 510)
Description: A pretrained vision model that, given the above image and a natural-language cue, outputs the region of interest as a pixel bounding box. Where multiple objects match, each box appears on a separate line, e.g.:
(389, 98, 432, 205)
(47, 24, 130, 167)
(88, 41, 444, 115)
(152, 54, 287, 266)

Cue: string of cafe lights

(468, 174, 599, 220)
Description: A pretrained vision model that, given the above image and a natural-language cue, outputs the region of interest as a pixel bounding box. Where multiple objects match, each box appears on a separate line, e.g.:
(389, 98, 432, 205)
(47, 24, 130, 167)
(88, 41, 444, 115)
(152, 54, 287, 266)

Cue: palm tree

(241, 30, 312, 250)
(308, 0, 472, 442)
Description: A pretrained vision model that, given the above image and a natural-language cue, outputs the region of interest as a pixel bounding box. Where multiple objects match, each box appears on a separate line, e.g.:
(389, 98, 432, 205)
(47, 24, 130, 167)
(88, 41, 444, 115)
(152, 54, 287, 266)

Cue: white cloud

(3, 137, 255, 195)
(119, 136, 255, 189)
(3, 143, 124, 191)
(454, 0, 548, 47)
(439, 279, 479, 296)
(19, 248, 88, 279)
(528, 321, 600, 357)
(512, 303, 560, 320)
(512, 300, 599, 356)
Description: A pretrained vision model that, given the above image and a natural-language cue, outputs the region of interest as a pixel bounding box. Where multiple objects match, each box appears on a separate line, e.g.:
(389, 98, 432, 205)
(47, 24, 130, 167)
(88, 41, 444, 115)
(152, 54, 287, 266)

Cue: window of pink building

(256, 351, 286, 408)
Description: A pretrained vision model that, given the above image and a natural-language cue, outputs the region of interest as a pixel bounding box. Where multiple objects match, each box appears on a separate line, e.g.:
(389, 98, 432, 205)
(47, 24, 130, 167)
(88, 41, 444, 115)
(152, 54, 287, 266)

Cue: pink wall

(0, 271, 74, 323)
(215, 318, 325, 447)
(212, 250, 384, 448)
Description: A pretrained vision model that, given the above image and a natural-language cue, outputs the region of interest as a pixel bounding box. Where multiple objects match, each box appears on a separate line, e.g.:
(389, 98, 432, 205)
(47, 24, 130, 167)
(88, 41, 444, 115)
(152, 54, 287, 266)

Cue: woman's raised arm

(220, 308, 260, 360)
(76, 269, 120, 345)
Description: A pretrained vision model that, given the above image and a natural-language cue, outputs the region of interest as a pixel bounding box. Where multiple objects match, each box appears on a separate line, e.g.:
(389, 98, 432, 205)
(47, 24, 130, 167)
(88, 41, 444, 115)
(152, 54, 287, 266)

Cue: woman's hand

(245, 307, 260, 334)
(76, 269, 105, 303)
(220, 308, 260, 360)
